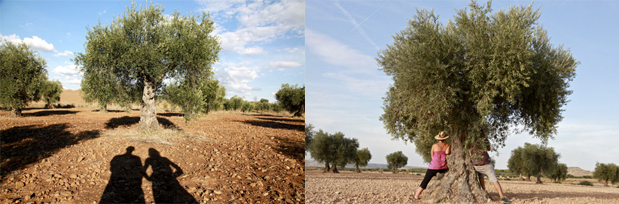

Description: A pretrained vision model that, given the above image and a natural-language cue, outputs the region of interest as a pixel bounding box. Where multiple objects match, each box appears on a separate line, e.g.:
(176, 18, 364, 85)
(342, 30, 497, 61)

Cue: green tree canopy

(593, 162, 619, 187)
(74, 2, 220, 130)
(40, 80, 63, 109)
(305, 123, 315, 154)
(377, 1, 577, 201)
(520, 143, 560, 184)
(386, 151, 408, 173)
(354, 148, 372, 173)
(308, 130, 359, 173)
(275, 84, 304, 117)
(507, 146, 532, 181)
(544, 163, 567, 183)
(0, 41, 47, 116)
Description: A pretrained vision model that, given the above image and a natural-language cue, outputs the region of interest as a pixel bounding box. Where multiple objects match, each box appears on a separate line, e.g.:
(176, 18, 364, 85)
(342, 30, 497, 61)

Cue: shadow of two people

(100, 146, 197, 203)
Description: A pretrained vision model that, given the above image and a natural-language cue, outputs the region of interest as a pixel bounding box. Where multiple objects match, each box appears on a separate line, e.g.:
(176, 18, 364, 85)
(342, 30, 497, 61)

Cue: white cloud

(241, 47, 266, 55)
(1, 33, 56, 53)
(266, 61, 302, 71)
(53, 62, 80, 77)
(98, 10, 107, 15)
(54, 50, 74, 57)
(215, 62, 262, 96)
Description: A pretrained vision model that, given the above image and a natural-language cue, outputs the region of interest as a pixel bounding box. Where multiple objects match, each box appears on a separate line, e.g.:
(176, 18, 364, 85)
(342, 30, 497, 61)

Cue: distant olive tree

(355, 148, 372, 173)
(40, 80, 63, 109)
(593, 162, 619, 187)
(229, 96, 244, 111)
(275, 84, 304, 116)
(0, 41, 47, 116)
(386, 151, 408, 173)
(305, 123, 315, 154)
(544, 163, 567, 183)
(519, 143, 560, 184)
(308, 130, 358, 173)
(507, 146, 531, 181)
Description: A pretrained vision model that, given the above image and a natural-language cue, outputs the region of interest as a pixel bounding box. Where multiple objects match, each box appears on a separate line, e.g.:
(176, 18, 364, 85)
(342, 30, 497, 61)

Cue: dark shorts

(419, 168, 448, 189)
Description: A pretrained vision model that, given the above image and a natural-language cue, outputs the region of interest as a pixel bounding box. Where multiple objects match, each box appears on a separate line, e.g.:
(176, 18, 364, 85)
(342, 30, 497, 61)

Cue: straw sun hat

(435, 131, 449, 140)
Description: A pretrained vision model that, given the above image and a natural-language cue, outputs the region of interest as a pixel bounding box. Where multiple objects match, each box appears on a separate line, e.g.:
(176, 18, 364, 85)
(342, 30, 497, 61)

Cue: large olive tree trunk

(323, 162, 331, 173)
(423, 130, 491, 203)
(355, 163, 361, 173)
(139, 79, 159, 130)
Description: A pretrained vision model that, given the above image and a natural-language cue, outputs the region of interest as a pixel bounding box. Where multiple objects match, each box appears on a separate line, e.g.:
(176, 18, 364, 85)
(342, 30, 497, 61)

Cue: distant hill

(305, 159, 426, 169)
(567, 167, 593, 177)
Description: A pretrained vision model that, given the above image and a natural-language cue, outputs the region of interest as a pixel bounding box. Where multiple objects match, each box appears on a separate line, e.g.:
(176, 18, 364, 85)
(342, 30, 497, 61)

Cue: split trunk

(138, 79, 159, 130)
(423, 129, 492, 203)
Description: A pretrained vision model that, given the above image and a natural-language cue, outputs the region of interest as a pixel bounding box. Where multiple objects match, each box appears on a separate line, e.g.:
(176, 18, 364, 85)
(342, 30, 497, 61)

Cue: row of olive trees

(1, 41, 64, 116)
(305, 123, 372, 173)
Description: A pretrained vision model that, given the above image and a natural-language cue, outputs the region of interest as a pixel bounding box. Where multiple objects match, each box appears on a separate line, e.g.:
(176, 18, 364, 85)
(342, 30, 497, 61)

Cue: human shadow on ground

(104, 116, 180, 130)
(100, 146, 146, 203)
(240, 119, 303, 131)
(143, 148, 197, 203)
(22, 110, 78, 117)
(0, 124, 99, 181)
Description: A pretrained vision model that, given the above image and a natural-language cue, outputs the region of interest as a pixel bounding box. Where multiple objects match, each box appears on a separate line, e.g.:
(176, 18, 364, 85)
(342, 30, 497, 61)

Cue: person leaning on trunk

(468, 132, 511, 204)
(412, 131, 451, 200)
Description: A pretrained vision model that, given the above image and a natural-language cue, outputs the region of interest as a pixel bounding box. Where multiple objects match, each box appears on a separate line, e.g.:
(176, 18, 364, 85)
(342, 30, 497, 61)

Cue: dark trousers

(420, 168, 448, 189)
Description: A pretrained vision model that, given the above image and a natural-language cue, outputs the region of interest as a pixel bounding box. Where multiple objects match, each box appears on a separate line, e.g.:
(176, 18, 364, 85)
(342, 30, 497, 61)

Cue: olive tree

(40, 80, 63, 109)
(74, 2, 220, 130)
(507, 146, 531, 181)
(275, 84, 304, 117)
(308, 130, 358, 173)
(544, 163, 567, 183)
(386, 151, 408, 173)
(593, 162, 619, 187)
(378, 1, 577, 202)
(305, 123, 315, 154)
(0, 41, 47, 116)
(354, 148, 372, 173)
(523, 143, 560, 184)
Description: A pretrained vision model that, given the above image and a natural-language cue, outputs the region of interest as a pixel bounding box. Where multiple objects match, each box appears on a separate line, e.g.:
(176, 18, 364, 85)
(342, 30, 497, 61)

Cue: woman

(412, 131, 451, 200)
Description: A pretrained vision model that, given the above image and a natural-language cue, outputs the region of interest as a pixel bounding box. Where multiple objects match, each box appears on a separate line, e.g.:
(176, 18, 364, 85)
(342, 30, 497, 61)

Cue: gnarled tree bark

(423, 129, 491, 203)
(138, 79, 159, 130)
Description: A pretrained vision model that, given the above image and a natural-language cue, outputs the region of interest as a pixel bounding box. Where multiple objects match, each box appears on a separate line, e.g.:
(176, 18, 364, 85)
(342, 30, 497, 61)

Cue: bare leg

(413, 187, 424, 199)
(479, 176, 485, 190)
(492, 181, 505, 198)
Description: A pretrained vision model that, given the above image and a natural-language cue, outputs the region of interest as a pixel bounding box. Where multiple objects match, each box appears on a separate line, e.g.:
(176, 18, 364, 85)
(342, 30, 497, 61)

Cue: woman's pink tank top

(428, 151, 448, 170)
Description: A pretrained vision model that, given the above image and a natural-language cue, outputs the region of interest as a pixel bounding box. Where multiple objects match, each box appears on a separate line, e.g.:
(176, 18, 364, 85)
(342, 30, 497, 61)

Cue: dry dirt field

(0, 102, 304, 203)
(305, 170, 619, 204)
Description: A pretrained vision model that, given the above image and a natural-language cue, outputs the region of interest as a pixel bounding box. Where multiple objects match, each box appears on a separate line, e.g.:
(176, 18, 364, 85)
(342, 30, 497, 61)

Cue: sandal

(410, 195, 420, 200)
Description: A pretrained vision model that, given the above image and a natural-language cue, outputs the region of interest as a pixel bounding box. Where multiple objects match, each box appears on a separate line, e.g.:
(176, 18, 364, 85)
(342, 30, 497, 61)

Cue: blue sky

(0, 0, 304, 102)
(306, 0, 619, 171)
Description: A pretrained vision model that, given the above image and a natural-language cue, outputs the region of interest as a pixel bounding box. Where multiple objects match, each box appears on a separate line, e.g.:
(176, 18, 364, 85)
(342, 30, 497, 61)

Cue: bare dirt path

(305, 170, 619, 204)
(1, 108, 304, 203)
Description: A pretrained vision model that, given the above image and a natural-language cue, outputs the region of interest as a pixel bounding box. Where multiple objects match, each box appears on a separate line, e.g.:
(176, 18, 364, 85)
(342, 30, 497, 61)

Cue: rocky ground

(305, 170, 619, 204)
(1, 108, 304, 203)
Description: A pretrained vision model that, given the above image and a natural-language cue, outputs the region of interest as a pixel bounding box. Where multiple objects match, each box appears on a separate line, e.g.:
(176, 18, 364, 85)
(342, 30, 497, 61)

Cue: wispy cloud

(54, 50, 74, 57)
(98, 10, 107, 15)
(266, 61, 302, 71)
(199, 0, 304, 55)
(332, 0, 379, 50)
(306, 29, 377, 74)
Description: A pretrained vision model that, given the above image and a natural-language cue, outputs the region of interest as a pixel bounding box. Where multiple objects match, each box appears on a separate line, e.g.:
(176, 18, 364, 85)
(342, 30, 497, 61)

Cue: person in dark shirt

(468, 132, 511, 204)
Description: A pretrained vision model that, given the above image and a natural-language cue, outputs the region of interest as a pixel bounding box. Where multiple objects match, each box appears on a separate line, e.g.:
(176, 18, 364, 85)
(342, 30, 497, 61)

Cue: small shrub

(578, 181, 593, 186)
(582, 175, 592, 179)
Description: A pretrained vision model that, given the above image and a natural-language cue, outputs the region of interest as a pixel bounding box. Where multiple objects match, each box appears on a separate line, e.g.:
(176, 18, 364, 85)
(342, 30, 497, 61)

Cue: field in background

(305, 170, 619, 204)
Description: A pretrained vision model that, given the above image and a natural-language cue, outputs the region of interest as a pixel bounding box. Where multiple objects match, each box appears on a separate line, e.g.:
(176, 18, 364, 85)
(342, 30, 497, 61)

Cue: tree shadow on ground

(22, 110, 78, 117)
(104, 116, 180, 130)
(0, 124, 99, 181)
(157, 112, 184, 117)
(239, 119, 303, 131)
(91, 109, 126, 113)
(142, 148, 197, 203)
(271, 136, 305, 164)
(257, 117, 305, 123)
